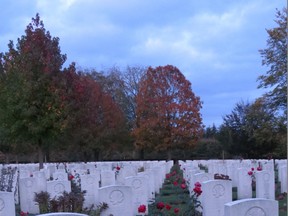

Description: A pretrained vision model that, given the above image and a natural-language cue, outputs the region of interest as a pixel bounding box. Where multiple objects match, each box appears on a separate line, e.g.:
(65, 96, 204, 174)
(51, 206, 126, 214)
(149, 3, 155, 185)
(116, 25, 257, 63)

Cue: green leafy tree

(133, 65, 203, 159)
(257, 7, 287, 111)
(219, 99, 282, 158)
(0, 14, 67, 168)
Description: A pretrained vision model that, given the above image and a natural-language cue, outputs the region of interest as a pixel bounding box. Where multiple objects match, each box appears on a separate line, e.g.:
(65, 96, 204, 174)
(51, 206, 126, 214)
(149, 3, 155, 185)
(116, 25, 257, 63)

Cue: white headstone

(125, 176, 149, 215)
(237, 168, 252, 199)
(138, 171, 155, 201)
(100, 170, 115, 187)
(53, 172, 68, 181)
(98, 185, 133, 216)
(33, 171, 47, 192)
(224, 198, 278, 216)
(47, 180, 71, 199)
(279, 165, 287, 193)
(19, 177, 39, 214)
(255, 170, 275, 200)
(202, 180, 232, 216)
(0, 191, 15, 216)
(81, 174, 100, 208)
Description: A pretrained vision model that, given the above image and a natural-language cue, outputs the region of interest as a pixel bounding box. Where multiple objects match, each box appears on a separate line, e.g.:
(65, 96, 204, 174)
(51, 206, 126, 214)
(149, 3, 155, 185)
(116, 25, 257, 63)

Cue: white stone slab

(47, 180, 71, 199)
(19, 177, 39, 214)
(202, 180, 232, 216)
(125, 176, 149, 215)
(81, 174, 100, 208)
(255, 170, 275, 200)
(98, 185, 133, 216)
(224, 198, 278, 216)
(0, 191, 15, 216)
(53, 172, 68, 181)
(237, 168, 252, 199)
(100, 170, 115, 187)
(279, 165, 287, 193)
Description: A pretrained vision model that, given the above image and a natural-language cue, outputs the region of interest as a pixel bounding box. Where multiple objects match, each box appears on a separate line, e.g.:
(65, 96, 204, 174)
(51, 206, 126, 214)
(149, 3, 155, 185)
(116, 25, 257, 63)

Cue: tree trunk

(5, 154, 10, 164)
(45, 145, 50, 162)
(38, 139, 44, 170)
(139, 149, 144, 160)
(93, 149, 100, 161)
(167, 149, 172, 160)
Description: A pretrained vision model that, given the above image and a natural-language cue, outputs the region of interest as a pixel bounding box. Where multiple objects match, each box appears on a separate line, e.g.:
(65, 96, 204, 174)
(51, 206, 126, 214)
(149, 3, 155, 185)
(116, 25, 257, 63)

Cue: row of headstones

(180, 159, 287, 216)
(0, 161, 284, 215)
(183, 159, 287, 197)
(0, 160, 173, 216)
(200, 180, 278, 216)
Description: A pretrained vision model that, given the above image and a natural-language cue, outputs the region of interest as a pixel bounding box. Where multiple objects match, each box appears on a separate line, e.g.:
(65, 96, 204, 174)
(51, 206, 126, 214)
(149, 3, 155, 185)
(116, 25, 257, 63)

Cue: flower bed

(145, 164, 202, 216)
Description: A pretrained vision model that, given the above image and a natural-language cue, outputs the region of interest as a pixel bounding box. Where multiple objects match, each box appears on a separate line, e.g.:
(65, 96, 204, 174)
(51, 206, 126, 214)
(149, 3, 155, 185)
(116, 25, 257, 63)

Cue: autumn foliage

(133, 65, 203, 155)
(62, 64, 126, 159)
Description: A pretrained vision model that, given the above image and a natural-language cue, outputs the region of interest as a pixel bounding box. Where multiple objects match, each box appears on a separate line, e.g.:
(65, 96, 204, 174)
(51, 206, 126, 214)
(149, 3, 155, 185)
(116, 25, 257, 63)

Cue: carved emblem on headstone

(245, 207, 266, 216)
(109, 190, 124, 205)
(54, 183, 65, 194)
(132, 179, 142, 189)
(212, 184, 225, 198)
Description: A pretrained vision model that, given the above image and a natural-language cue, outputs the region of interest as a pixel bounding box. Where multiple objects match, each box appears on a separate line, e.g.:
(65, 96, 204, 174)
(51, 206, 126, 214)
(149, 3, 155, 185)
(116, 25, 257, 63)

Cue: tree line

(0, 9, 286, 167)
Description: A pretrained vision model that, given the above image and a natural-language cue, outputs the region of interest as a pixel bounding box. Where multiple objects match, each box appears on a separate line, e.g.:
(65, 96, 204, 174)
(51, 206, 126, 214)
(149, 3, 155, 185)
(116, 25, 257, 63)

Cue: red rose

(193, 186, 202, 196)
(257, 167, 262, 171)
(174, 208, 180, 213)
(248, 171, 253, 176)
(194, 182, 201, 187)
(156, 202, 165, 210)
(68, 174, 74, 180)
(251, 168, 254, 171)
(173, 181, 178, 186)
(165, 204, 172, 210)
(138, 204, 146, 213)
(116, 166, 121, 170)
(166, 174, 171, 179)
(181, 183, 186, 189)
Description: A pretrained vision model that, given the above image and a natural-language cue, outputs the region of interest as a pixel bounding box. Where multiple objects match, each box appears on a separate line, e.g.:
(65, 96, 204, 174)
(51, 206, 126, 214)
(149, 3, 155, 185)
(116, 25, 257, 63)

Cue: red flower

(166, 174, 171, 179)
(193, 186, 202, 196)
(182, 178, 186, 183)
(181, 183, 186, 189)
(173, 181, 178, 186)
(248, 171, 253, 176)
(257, 166, 262, 171)
(174, 208, 180, 213)
(116, 166, 121, 171)
(156, 202, 165, 210)
(165, 204, 172, 210)
(68, 174, 74, 180)
(251, 168, 254, 171)
(138, 204, 146, 213)
(194, 182, 201, 187)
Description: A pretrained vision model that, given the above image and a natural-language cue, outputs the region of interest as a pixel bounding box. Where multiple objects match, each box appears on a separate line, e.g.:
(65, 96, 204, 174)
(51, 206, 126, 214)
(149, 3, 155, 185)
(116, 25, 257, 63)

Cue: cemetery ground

(1, 160, 287, 216)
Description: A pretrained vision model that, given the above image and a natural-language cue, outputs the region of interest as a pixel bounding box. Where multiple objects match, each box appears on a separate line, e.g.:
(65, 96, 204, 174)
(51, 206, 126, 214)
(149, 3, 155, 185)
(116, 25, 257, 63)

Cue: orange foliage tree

(62, 64, 126, 160)
(133, 65, 203, 159)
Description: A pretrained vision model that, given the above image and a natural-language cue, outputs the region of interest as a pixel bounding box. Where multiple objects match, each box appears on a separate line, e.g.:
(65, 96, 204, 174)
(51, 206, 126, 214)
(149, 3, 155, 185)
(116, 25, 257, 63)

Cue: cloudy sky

(0, 0, 285, 127)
